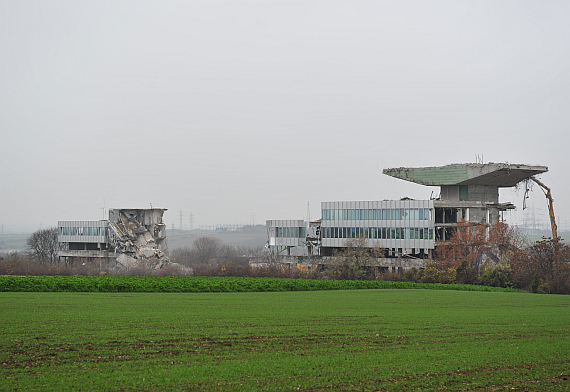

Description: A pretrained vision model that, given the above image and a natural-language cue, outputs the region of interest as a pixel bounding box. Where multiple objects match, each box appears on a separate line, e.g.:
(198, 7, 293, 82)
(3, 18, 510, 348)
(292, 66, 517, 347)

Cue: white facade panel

(266, 219, 305, 247)
(58, 220, 109, 244)
(320, 200, 435, 250)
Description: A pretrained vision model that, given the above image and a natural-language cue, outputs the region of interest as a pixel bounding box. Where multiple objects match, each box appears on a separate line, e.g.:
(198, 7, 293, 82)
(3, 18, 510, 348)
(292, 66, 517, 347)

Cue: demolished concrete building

(58, 208, 171, 269)
(266, 162, 549, 272)
(108, 208, 169, 269)
(382, 163, 548, 241)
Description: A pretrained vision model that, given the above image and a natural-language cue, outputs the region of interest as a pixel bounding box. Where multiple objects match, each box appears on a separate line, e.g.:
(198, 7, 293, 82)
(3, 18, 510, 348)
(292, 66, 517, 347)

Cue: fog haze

(1, 1, 569, 233)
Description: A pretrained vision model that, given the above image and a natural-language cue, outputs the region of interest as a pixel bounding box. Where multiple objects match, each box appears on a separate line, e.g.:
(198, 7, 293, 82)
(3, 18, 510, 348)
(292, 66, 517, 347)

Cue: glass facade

(267, 201, 435, 251)
(319, 200, 435, 250)
(274, 226, 306, 238)
(321, 226, 433, 240)
(58, 226, 108, 237)
(321, 208, 431, 221)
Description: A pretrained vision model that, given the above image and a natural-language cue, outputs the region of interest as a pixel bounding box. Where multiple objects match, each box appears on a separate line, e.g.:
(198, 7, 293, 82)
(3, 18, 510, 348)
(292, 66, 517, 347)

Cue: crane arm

(530, 176, 559, 241)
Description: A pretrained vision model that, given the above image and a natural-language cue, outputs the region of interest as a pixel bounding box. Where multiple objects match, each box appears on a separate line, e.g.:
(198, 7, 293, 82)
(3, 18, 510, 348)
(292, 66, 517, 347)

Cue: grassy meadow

(1, 289, 569, 391)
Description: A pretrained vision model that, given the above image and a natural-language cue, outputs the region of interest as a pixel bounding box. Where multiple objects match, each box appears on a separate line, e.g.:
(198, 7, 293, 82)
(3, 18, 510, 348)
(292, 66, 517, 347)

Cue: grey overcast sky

(1, 0, 569, 233)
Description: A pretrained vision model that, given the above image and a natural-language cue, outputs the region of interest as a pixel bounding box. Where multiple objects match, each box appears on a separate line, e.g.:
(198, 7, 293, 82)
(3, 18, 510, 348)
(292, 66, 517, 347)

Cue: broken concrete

(108, 208, 169, 265)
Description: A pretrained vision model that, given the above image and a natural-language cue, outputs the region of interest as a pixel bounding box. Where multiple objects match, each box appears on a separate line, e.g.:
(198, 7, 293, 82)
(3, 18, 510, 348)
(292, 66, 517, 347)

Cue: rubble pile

(108, 208, 170, 269)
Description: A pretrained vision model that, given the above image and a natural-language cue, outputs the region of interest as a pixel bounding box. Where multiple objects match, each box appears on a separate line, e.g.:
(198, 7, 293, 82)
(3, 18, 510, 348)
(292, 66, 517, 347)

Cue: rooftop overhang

(383, 163, 548, 188)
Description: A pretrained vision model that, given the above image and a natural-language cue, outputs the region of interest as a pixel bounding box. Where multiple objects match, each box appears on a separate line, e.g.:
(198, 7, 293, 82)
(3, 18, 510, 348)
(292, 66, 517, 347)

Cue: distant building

(58, 208, 169, 268)
(266, 162, 548, 269)
(57, 220, 112, 263)
(383, 163, 547, 241)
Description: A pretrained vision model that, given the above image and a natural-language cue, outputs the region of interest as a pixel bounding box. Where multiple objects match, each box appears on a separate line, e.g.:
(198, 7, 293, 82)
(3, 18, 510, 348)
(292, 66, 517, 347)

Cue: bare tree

(193, 236, 222, 264)
(324, 237, 384, 280)
(27, 227, 58, 264)
(170, 246, 197, 267)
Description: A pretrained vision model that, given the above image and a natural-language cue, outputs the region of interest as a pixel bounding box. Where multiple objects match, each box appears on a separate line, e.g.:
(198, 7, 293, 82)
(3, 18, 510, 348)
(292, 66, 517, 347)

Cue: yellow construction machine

(530, 176, 559, 241)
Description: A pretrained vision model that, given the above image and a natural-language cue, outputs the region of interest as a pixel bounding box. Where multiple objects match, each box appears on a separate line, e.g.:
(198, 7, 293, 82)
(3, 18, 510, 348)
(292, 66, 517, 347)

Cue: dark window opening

(444, 208, 457, 224)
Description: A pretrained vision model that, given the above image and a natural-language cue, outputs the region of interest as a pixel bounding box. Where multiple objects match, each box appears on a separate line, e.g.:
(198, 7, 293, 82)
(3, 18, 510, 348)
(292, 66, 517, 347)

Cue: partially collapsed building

(58, 208, 170, 269)
(266, 162, 548, 271)
(383, 163, 548, 241)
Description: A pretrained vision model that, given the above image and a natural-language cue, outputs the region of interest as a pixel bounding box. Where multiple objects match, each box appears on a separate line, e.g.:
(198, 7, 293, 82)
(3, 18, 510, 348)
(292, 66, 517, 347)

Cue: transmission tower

(179, 209, 183, 231)
(188, 212, 194, 230)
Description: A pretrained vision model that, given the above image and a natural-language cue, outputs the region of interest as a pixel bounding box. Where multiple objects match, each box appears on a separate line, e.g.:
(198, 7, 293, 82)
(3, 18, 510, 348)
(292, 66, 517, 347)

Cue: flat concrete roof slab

(383, 163, 547, 187)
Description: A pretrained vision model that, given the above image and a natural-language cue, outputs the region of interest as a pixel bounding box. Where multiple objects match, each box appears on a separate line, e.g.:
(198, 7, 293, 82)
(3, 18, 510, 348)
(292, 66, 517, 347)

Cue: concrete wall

(468, 185, 498, 203)
(58, 250, 116, 259)
(440, 186, 459, 201)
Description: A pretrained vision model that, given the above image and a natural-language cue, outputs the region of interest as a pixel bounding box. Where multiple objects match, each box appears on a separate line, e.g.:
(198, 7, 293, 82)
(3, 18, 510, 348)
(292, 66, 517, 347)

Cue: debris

(108, 208, 170, 268)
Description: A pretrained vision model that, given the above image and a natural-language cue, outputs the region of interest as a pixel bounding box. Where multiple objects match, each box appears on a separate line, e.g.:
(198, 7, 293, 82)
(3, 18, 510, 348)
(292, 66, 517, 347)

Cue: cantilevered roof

(383, 163, 548, 187)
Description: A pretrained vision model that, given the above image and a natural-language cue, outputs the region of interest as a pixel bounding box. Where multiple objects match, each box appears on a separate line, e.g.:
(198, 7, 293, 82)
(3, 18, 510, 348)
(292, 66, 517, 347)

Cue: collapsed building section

(58, 208, 170, 269)
(108, 208, 169, 269)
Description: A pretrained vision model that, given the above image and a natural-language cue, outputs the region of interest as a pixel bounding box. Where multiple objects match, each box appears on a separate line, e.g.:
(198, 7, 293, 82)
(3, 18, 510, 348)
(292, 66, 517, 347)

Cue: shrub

(511, 239, 570, 294)
(478, 263, 512, 288)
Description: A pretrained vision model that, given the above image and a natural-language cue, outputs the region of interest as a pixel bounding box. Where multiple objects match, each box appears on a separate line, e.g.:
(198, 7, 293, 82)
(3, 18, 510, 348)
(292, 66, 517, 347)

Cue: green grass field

(1, 290, 568, 391)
